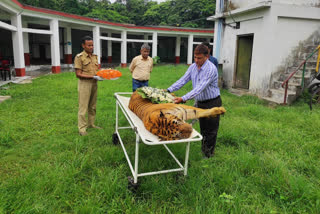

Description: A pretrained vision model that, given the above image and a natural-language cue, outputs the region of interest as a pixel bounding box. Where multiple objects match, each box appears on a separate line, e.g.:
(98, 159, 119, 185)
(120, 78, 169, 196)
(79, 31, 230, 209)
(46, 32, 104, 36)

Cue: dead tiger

(129, 91, 226, 140)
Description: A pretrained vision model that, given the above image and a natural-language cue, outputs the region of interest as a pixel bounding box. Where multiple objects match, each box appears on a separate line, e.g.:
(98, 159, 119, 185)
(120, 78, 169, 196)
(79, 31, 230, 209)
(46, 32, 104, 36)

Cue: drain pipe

(214, 0, 224, 62)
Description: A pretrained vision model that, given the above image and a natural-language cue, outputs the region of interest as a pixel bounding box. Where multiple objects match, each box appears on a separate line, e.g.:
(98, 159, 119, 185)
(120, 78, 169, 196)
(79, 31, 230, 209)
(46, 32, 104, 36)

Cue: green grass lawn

(0, 65, 320, 213)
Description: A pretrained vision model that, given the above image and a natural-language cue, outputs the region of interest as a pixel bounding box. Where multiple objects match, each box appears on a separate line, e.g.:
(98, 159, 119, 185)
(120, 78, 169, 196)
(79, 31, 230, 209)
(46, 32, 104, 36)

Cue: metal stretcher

(113, 92, 203, 188)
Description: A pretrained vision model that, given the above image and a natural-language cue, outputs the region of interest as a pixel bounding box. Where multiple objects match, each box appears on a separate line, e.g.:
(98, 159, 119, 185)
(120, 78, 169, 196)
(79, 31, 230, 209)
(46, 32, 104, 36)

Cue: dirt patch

(0, 96, 11, 103)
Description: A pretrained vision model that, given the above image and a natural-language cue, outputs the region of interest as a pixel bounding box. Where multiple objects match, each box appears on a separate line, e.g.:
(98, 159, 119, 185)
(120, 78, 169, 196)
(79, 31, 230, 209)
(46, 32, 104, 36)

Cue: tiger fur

(129, 91, 226, 140)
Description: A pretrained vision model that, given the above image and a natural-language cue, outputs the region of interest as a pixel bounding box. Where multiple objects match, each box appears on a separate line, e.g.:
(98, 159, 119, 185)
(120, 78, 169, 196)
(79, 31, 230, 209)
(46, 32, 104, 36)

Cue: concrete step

(228, 88, 250, 96)
(285, 67, 315, 75)
(273, 80, 302, 91)
(279, 73, 311, 84)
(289, 53, 319, 66)
(267, 89, 297, 104)
(261, 96, 284, 105)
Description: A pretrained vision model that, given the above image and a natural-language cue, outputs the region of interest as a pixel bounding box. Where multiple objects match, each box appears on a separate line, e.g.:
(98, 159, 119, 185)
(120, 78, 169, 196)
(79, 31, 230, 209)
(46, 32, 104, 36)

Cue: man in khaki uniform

(74, 36, 103, 136)
(129, 43, 153, 92)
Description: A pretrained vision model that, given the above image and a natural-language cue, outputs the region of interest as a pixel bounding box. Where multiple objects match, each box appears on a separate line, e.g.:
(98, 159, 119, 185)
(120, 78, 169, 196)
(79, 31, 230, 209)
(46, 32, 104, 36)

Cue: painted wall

(220, 9, 270, 94)
(225, 0, 266, 9)
(226, 0, 320, 10)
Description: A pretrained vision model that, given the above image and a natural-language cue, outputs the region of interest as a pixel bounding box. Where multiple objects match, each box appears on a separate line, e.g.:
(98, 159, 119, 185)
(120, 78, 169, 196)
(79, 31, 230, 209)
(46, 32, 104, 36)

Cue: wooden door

(235, 35, 254, 89)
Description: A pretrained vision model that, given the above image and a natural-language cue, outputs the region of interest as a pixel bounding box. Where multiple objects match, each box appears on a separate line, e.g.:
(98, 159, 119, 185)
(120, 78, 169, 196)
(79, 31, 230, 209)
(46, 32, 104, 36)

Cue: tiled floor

(0, 68, 74, 87)
(0, 63, 120, 87)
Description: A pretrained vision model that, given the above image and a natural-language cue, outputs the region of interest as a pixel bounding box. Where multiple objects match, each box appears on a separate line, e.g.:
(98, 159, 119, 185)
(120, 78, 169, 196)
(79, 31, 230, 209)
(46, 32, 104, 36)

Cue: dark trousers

(197, 96, 222, 157)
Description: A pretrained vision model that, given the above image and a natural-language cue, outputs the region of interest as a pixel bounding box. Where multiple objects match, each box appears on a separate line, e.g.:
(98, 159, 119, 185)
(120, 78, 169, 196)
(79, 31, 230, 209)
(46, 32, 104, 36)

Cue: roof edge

(11, 0, 214, 33)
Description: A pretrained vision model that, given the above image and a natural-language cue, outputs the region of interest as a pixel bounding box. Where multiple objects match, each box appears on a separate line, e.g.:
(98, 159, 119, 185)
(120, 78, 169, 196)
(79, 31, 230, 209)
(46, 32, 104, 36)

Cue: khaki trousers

(78, 79, 97, 133)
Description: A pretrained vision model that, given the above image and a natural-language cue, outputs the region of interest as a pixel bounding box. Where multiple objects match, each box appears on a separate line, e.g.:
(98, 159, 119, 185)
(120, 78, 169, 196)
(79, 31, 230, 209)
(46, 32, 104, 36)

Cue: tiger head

(158, 112, 193, 140)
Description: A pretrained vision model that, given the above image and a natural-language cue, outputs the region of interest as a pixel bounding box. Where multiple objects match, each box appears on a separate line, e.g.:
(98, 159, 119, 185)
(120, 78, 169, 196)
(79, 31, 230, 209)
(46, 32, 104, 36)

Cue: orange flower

(97, 69, 122, 80)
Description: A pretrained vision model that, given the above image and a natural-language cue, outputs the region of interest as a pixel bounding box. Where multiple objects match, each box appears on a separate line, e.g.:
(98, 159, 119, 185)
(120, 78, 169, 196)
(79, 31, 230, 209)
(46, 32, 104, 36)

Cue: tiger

(129, 91, 226, 141)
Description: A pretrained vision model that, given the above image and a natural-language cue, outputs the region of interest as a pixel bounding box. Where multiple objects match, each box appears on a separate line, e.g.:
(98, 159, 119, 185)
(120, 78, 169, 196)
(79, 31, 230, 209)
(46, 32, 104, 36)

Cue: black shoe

(202, 150, 215, 159)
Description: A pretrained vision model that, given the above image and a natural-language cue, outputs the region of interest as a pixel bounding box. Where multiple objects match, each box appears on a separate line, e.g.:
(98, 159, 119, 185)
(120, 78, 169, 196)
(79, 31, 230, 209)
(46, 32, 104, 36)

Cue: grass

(0, 64, 320, 213)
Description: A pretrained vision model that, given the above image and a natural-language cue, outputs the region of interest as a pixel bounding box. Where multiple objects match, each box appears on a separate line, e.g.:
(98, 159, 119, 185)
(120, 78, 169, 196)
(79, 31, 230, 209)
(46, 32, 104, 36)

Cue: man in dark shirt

(202, 42, 218, 68)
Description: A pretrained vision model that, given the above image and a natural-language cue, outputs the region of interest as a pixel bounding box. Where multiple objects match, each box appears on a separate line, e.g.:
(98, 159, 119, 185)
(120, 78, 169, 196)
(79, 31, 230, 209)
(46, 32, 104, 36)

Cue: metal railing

(281, 45, 320, 104)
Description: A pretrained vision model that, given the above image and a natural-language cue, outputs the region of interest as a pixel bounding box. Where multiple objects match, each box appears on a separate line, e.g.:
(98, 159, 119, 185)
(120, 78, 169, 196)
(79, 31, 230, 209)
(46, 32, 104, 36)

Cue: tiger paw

(210, 107, 226, 116)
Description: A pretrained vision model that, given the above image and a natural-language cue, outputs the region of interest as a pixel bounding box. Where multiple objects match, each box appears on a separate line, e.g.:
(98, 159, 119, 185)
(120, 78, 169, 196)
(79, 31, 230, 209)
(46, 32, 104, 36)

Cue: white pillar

(11, 14, 25, 76)
(121, 30, 127, 67)
(93, 26, 101, 65)
(107, 32, 112, 63)
(22, 21, 30, 66)
(64, 26, 72, 64)
(175, 36, 181, 64)
(187, 34, 194, 65)
(152, 32, 158, 58)
(50, 19, 61, 73)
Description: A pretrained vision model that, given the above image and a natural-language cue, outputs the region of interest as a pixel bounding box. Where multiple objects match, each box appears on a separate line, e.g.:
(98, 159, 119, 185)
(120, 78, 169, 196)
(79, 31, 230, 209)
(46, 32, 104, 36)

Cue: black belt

(197, 96, 220, 104)
(133, 78, 148, 82)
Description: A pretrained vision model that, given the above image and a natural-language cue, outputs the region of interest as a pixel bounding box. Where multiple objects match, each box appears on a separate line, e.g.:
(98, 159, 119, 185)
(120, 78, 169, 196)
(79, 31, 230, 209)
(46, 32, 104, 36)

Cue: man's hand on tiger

(174, 97, 184, 104)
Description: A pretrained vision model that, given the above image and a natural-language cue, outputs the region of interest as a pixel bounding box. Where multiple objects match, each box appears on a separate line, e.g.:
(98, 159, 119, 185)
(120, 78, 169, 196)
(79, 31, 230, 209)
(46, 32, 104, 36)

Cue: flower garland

(136, 86, 175, 104)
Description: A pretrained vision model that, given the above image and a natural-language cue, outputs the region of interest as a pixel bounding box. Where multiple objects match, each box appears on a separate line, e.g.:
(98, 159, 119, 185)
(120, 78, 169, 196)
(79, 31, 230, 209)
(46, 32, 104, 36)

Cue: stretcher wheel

(112, 133, 119, 145)
(128, 176, 140, 192)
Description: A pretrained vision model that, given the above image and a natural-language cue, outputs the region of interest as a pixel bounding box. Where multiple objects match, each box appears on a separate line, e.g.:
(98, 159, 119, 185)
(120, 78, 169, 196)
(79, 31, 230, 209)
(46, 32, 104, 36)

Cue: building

(209, 0, 320, 104)
(0, 0, 214, 77)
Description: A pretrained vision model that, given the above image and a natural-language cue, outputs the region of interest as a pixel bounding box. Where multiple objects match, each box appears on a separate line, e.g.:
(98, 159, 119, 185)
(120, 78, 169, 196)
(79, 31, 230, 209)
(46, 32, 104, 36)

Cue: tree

(126, 0, 157, 25)
(85, 8, 130, 23)
(143, 2, 172, 26)
(17, 0, 215, 28)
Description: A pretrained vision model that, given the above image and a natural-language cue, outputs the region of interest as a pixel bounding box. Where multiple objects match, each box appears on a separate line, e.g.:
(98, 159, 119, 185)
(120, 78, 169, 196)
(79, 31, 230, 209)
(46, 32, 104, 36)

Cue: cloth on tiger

(74, 50, 99, 133)
(197, 96, 222, 157)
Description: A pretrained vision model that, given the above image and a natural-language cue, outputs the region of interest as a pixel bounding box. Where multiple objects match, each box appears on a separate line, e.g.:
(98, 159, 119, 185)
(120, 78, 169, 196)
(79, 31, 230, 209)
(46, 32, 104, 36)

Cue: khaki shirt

(74, 51, 99, 76)
(129, 55, 153, 81)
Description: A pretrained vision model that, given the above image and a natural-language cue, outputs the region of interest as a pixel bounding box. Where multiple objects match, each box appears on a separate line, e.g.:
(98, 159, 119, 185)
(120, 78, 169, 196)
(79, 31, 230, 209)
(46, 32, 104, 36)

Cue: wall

(274, 0, 320, 6)
(220, 9, 269, 94)
(271, 3, 320, 72)
(225, 0, 266, 9)
(226, 0, 320, 10)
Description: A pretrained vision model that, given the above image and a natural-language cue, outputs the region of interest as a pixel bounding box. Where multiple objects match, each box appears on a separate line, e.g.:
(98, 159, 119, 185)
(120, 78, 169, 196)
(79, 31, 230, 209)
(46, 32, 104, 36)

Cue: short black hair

(201, 42, 210, 47)
(194, 44, 209, 55)
(81, 36, 93, 44)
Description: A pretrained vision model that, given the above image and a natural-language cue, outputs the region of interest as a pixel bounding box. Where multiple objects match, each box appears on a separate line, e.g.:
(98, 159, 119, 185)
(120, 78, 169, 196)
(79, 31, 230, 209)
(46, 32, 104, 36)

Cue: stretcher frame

(113, 92, 203, 185)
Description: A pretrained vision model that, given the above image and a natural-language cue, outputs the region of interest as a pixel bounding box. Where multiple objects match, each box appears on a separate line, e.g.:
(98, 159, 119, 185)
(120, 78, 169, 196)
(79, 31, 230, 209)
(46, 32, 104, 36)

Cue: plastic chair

(0, 59, 11, 81)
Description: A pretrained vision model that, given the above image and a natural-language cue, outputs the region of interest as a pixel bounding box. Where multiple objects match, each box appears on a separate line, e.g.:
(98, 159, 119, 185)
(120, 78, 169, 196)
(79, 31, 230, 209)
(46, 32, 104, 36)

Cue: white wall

(226, 0, 266, 9)
(227, 0, 320, 9)
(274, 0, 320, 6)
(273, 18, 320, 68)
(220, 9, 270, 94)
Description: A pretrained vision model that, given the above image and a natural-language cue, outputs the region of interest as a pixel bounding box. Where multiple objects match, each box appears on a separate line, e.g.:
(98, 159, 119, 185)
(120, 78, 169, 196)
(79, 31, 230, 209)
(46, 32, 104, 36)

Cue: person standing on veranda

(74, 36, 103, 136)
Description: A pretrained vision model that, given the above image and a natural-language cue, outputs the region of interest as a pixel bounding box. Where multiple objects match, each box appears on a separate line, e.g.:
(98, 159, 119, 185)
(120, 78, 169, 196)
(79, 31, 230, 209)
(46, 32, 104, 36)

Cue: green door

(235, 35, 254, 89)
